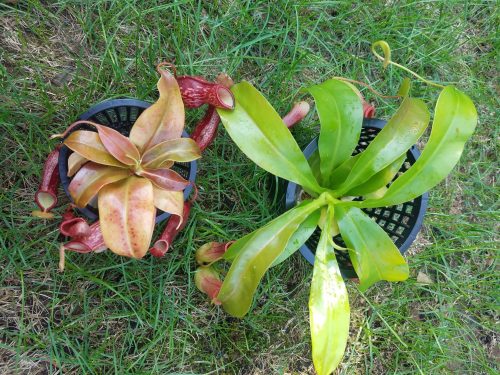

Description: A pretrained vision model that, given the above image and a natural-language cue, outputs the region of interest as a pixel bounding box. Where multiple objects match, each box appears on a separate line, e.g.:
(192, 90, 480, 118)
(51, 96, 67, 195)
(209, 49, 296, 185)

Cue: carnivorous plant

(195, 42, 477, 374)
(33, 63, 238, 267)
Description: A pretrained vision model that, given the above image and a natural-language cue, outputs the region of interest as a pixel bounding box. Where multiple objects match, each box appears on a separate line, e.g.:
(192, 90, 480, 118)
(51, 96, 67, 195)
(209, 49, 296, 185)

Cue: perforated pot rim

(58, 98, 197, 224)
(285, 118, 428, 278)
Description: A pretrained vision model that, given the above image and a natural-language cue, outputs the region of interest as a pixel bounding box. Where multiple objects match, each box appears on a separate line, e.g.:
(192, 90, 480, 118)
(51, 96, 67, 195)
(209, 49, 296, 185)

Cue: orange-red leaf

(153, 186, 184, 218)
(94, 125, 141, 166)
(68, 163, 131, 208)
(98, 176, 156, 258)
(137, 168, 189, 191)
(129, 70, 185, 152)
(64, 130, 127, 168)
(141, 138, 201, 169)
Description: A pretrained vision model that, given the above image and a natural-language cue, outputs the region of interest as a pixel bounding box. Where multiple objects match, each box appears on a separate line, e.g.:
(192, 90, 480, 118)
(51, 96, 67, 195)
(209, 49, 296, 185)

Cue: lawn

(0, 1, 498, 374)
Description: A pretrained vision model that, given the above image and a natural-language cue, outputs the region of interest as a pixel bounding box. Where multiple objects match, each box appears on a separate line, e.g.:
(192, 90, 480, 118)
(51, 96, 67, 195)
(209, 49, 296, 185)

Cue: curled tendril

(371, 40, 445, 89)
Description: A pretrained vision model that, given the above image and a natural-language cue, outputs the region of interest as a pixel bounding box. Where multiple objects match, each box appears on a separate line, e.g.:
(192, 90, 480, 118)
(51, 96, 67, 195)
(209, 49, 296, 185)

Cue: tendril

(371, 40, 445, 89)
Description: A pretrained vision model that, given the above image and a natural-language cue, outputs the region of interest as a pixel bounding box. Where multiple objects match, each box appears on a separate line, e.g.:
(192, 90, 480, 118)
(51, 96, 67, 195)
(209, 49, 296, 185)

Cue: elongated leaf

(137, 168, 189, 191)
(308, 150, 322, 184)
(98, 176, 156, 258)
(141, 138, 201, 169)
(329, 153, 361, 189)
(309, 206, 350, 375)
(345, 154, 405, 197)
(67, 152, 88, 177)
(64, 130, 127, 168)
(335, 97, 430, 195)
(68, 162, 130, 208)
(130, 70, 185, 152)
(359, 86, 478, 208)
(222, 231, 255, 262)
(94, 125, 141, 166)
(218, 199, 325, 317)
(271, 209, 320, 267)
(336, 206, 409, 291)
(153, 186, 184, 218)
(217, 81, 323, 194)
(306, 79, 363, 185)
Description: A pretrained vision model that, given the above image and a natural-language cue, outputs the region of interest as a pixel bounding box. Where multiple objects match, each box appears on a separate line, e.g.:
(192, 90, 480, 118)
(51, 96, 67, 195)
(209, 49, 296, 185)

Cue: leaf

(336, 205, 409, 291)
(359, 86, 478, 208)
(152, 186, 184, 218)
(397, 77, 411, 97)
(329, 154, 361, 189)
(67, 152, 88, 177)
(217, 81, 323, 195)
(94, 125, 141, 166)
(308, 150, 322, 184)
(217, 199, 325, 317)
(222, 231, 255, 262)
(64, 130, 127, 168)
(271, 209, 320, 267)
(335, 97, 430, 196)
(141, 138, 201, 169)
(130, 70, 185, 152)
(68, 162, 131, 208)
(98, 176, 156, 258)
(345, 154, 405, 197)
(305, 79, 363, 185)
(309, 206, 350, 375)
(137, 168, 189, 191)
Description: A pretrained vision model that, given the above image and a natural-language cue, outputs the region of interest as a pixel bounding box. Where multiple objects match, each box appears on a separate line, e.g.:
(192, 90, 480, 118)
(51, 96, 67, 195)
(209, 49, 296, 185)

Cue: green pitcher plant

(194, 42, 477, 374)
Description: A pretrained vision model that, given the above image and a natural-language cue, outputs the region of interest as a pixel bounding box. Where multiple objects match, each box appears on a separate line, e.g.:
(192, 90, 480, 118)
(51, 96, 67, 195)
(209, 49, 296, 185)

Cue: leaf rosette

(62, 69, 201, 258)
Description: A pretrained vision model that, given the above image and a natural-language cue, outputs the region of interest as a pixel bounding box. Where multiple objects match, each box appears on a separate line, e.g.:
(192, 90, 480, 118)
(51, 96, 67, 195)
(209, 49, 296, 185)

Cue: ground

(0, 1, 498, 374)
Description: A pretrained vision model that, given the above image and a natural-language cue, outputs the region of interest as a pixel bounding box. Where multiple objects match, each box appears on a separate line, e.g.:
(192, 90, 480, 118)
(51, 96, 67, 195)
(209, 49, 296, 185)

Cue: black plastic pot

(58, 98, 197, 223)
(285, 118, 428, 278)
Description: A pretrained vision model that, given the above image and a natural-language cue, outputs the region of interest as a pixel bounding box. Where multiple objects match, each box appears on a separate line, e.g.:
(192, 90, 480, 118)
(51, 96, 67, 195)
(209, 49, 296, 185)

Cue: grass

(0, 1, 498, 373)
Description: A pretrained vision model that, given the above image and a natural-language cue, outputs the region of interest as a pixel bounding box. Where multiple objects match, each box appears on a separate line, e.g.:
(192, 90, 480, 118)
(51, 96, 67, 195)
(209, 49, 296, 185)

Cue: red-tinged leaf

(68, 162, 130, 208)
(130, 70, 185, 152)
(64, 130, 127, 168)
(93, 125, 141, 166)
(67, 152, 88, 177)
(152, 186, 184, 217)
(98, 176, 156, 258)
(141, 138, 201, 168)
(136, 168, 189, 191)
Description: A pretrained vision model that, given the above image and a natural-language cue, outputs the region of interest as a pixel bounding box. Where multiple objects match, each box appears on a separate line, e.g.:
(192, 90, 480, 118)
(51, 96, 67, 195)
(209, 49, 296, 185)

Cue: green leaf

(329, 153, 361, 189)
(308, 149, 322, 184)
(309, 206, 350, 375)
(359, 86, 478, 208)
(336, 206, 409, 291)
(217, 198, 326, 317)
(222, 231, 255, 262)
(271, 209, 320, 267)
(217, 81, 323, 194)
(345, 154, 405, 197)
(397, 77, 411, 97)
(305, 79, 363, 185)
(334, 97, 430, 196)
